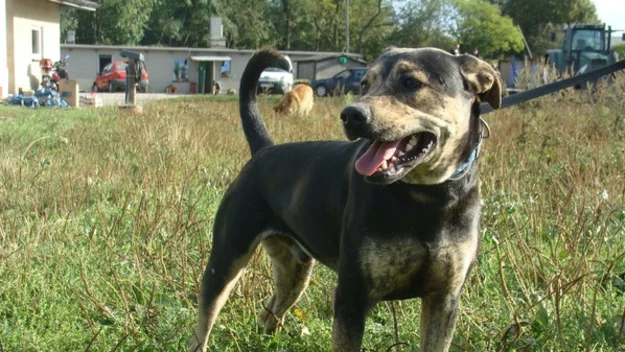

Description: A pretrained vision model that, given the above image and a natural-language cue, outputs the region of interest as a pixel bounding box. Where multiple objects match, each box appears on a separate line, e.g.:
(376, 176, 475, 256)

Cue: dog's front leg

(331, 276, 373, 352)
(419, 292, 461, 352)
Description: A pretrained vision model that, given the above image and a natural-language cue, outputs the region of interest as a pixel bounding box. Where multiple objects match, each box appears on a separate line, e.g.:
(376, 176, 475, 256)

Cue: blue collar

(446, 118, 489, 182)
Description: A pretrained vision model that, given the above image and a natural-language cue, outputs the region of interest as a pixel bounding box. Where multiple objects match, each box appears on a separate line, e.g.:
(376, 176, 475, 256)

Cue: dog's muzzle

(340, 103, 371, 141)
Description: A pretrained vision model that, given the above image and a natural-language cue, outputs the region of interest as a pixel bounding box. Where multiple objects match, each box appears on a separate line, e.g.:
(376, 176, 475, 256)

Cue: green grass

(0, 78, 624, 351)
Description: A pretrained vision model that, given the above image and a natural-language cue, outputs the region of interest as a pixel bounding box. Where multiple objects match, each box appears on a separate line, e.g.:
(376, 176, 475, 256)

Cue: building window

(32, 27, 42, 59)
(220, 61, 231, 78)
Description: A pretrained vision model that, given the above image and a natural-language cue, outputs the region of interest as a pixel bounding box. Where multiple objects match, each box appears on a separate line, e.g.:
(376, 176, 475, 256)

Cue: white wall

(7, 0, 61, 94)
(0, 0, 7, 97)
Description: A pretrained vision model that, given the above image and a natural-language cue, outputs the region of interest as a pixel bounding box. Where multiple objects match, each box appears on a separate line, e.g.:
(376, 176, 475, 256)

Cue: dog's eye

(402, 77, 422, 90)
(360, 81, 369, 93)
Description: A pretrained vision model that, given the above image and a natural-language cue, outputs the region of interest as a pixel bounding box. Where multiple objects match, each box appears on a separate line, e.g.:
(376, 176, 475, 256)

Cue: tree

(59, 8, 78, 43)
(66, 0, 154, 45)
(389, 0, 456, 51)
(500, 0, 599, 54)
(613, 43, 625, 60)
(350, 0, 395, 59)
(213, 0, 276, 49)
(452, 0, 525, 59)
(142, 0, 215, 47)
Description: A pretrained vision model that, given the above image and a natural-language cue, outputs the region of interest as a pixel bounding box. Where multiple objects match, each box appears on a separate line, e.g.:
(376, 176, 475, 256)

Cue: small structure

(0, 0, 99, 97)
(61, 44, 365, 95)
(293, 54, 367, 82)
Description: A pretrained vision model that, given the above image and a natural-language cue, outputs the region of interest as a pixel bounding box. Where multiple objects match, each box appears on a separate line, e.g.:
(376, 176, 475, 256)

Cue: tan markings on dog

(360, 56, 501, 185)
(360, 237, 427, 299)
(459, 56, 502, 109)
(362, 89, 472, 185)
(392, 60, 430, 84)
(273, 84, 314, 116)
(427, 209, 480, 294)
(427, 235, 478, 294)
(189, 256, 249, 352)
(260, 235, 315, 333)
(363, 65, 381, 83)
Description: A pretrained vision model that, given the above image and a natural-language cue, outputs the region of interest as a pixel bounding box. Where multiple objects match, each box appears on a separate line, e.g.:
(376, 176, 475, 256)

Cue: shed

(294, 55, 367, 82)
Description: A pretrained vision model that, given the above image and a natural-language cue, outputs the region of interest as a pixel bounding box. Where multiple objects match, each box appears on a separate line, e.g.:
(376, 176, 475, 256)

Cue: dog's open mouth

(355, 132, 436, 178)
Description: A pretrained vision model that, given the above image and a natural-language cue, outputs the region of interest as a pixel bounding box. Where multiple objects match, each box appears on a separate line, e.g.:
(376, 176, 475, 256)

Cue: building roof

(293, 54, 367, 64)
(61, 44, 364, 59)
(49, 0, 99, 11)
(190, 55, 232, 62)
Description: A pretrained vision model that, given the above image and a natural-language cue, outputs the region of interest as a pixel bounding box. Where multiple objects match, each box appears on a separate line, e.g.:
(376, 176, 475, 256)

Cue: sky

(592, 0, 625, 33)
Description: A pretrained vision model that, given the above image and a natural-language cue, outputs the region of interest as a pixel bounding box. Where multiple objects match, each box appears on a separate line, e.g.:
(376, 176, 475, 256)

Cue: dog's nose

(340, 105, 370, 126)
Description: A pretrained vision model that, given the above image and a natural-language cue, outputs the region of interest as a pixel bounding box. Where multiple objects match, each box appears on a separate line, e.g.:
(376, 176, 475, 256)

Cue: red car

(93, 60, 149, 93)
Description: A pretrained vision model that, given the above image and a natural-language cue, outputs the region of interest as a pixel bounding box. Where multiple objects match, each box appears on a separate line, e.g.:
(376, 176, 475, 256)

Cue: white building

(61, 44, 364, 94)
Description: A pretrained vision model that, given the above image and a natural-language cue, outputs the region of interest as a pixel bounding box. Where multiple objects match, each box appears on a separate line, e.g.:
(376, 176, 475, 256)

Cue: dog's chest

(359, 237, 428, 299)
(359, 234, 478, 300)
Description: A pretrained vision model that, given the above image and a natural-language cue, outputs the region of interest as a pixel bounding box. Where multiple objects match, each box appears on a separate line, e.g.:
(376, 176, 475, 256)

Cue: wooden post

(119, 58, 142, 114)
(127, 59, 137, 105)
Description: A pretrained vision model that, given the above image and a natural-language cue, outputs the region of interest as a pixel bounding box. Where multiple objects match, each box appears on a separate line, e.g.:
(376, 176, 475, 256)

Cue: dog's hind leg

(189, 199, 267, 352)
(188, 247, 252, 352)
(260, 235, 315, 334)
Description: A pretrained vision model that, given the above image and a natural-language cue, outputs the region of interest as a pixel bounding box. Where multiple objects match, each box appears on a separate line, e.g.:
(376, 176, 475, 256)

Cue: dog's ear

(457, 55, 502, 109)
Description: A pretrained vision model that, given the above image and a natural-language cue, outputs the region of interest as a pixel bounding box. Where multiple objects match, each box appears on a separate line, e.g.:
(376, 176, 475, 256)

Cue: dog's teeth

(405, 143, 415, 152)
(396, 151, 404, 157)
(381, 161, 388, 170)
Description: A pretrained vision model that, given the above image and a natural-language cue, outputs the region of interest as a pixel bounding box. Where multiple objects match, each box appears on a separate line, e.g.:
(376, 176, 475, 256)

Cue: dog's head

(341, 47, 501, 185)
(273, 94, 294, 115)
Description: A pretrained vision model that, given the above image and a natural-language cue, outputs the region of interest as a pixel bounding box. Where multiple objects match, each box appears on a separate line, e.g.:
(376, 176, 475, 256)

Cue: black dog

(190, 47, 501, 352)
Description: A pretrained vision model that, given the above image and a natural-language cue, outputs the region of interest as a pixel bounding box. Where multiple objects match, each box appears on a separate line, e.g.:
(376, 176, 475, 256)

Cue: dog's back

(274, 84, 314, 116)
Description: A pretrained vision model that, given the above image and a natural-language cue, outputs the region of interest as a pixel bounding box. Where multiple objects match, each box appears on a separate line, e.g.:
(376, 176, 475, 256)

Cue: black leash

(481, 59, 625, 115)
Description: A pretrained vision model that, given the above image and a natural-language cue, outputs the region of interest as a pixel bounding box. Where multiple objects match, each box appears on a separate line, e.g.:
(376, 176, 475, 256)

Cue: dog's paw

(187, 335, 205, 352)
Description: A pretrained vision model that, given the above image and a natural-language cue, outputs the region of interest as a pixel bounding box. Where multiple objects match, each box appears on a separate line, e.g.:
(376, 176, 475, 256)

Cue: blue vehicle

(310, 68, 367, 97)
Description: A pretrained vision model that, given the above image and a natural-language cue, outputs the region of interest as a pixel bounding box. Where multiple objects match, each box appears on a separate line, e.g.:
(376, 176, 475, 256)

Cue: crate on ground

(59, 80, 79, 107)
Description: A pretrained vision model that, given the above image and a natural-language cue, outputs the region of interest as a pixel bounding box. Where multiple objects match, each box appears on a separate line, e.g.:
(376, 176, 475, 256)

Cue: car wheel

(316, 85, 328, 97)
(92, 83, 98, 93)
(108, 82, 114, 92)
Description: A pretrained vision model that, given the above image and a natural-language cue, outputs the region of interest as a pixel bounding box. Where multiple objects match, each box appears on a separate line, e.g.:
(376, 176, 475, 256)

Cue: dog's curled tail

(239, 48, 292, 156)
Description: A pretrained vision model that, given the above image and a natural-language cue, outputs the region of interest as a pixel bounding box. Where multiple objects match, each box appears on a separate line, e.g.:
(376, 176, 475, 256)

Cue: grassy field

(0, 80, 624, 352)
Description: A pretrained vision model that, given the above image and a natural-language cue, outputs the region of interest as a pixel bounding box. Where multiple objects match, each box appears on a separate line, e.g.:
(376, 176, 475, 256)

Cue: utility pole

(345, 0, 350, 53)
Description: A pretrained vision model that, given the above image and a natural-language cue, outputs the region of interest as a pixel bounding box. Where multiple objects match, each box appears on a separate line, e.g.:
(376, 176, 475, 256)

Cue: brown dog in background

(273, 84, 314, 116)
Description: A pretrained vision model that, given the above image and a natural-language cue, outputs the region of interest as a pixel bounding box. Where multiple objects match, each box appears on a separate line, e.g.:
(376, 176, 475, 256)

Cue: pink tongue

(355, 140, 402, 176)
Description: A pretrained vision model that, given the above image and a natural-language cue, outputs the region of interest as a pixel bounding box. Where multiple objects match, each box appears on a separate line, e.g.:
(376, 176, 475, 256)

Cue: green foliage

(141, 0, 215, 47)
(69, 0, 155, 45)
(1, 77, 625, 350)
(613, 43, 625, 60)
(214, 0, 276, 49)
(60, 0, 601, 60)
(453, 0, 525, 59)
(389, 0, 456, 50)
(500, 0, 600, 55)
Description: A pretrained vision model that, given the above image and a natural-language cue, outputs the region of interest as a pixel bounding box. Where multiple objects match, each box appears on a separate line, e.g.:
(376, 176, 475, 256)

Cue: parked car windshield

(264, 67, 288, 73)
(116, 63, 128, 70)
(334, 70, 352, 79)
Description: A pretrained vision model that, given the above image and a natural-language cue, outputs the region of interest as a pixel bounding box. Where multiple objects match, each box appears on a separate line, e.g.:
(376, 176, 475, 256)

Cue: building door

(98, 55, 112, 74)
(197, 62, 215, 94)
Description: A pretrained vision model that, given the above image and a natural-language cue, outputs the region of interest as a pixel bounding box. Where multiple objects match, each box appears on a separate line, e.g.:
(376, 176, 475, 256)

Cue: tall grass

(0, 77, 624, 351)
